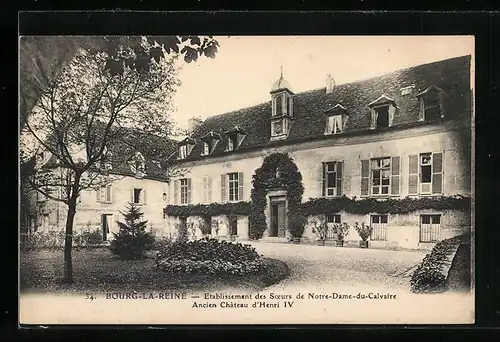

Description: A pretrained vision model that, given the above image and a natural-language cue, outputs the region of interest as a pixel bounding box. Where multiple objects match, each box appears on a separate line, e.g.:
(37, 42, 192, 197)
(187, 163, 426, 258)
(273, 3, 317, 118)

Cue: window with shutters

(370, 215, 388, 241)
(419, 214, 441, 243)
(97, 183, 112, 203)
(409, 152, 443, 195)
(222, 172, 244, 202)
(202, 176, 212, 203)
(180, 179, 190, 204)
(371, 157, 391, 196)
(323, 161, 343, 197)
(228, 172, 240, 202)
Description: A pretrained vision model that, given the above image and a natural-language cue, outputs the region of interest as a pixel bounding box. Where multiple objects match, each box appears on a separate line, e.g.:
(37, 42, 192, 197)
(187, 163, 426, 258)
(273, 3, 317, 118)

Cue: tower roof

(271, 66, 293, 94)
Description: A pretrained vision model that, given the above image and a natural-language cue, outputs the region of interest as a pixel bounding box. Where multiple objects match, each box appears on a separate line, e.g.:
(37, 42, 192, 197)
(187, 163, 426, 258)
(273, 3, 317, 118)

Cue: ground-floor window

(419, 214, 441, 243)
(370, 214, 388, 241)
(325, 214, 341, 240)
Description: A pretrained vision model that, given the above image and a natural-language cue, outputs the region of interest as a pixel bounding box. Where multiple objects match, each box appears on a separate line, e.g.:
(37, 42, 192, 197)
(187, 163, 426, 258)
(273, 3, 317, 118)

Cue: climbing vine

(249, 153, 305, 239)
(300, 195, 471, 216)
(164, 201, 251, 217)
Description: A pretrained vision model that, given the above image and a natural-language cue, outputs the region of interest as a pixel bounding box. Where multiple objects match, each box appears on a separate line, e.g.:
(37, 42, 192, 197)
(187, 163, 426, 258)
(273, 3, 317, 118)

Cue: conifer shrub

(110, 203, 155, 260)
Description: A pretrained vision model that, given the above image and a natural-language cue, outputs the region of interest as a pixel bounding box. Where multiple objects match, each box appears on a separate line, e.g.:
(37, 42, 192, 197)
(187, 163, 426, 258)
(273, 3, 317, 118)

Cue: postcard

(19, 35, 475, 325)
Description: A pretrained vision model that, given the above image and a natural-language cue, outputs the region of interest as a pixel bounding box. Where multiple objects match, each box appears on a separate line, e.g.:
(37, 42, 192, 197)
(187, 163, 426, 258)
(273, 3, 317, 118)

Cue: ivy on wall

(300, 195, 471, 216)
(249, 153, 305, 239)
(164, 201, 251, 218)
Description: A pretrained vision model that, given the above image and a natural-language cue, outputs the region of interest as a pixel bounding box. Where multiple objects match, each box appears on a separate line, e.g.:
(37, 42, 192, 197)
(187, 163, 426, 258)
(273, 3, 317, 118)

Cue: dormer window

(200, 131, 221, 156)
(178, 137, 196, 160)
(129, 152, 146, 178)
(374, 105, 389, 128)
(227, 134, 237, 151)
(417, 86, 445, 122)
(179, 145, 188, 159)
(368, 95, 396, 129)
(270, 70, 294, 141)
(224, 126, 247, 151)
(203, 141, 211, 155)
(324, 104, 348, 135)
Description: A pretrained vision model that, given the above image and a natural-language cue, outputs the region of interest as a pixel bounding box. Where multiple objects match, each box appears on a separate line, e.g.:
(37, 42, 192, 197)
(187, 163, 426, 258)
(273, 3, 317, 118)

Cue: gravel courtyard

(248, 242, 428, 292)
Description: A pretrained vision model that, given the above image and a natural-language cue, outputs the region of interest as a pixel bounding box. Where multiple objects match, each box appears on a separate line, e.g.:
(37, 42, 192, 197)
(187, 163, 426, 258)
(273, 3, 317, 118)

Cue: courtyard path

(248, 242, 426, 293)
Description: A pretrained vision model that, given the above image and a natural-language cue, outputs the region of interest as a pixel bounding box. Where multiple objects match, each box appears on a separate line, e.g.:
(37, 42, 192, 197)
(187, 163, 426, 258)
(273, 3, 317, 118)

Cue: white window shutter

(187, 179, 192, 204)
(370, 110, 377, 129)
(390, 156, 401, 196)
(130, 188, 134, 204)
(360, 160, 370, 197)
(408, 154, 419, 195)
(207, 176, 212, 203)
(143, 189, 147, 204)
(432, 152, 444, 194)
(336, 161, 343, 196)
(238, 172, 244, 201)
(388, 105, 396, 127)
(173, 180, 179, 205)
(221, 174, 227, 203)
(96, 188, 100, 202)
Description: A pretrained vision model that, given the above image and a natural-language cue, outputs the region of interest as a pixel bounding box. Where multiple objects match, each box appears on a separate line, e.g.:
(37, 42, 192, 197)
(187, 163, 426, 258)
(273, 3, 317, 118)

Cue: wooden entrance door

(270, 202, 286, 238)
(101, 214, 112, 241)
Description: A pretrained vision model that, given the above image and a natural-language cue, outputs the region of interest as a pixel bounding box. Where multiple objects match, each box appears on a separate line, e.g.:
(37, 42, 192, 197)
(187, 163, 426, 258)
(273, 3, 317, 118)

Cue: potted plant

(187, 221, 197, 241)
(211, 219, 220, 239)
(288, 212, 307, 244)
(353, 222, 372, 248)
(332, 222, 350, 247)
(310, 216, 329, 246)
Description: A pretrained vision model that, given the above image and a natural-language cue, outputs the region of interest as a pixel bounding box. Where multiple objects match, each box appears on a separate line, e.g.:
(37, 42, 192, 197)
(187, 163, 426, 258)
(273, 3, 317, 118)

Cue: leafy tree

(110, 203, 155, 260)
(19, 37, 195, 283)
(19, 35, 219, 130)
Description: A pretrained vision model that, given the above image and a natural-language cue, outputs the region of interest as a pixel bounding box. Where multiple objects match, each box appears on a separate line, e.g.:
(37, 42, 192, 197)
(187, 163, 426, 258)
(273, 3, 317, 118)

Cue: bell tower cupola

(270, 66, 295, 141)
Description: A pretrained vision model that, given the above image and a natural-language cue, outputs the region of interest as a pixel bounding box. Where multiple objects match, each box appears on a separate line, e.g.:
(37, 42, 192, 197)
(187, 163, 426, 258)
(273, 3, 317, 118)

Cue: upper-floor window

(408, 152, 443, 195)
(178, 137, 196, 160)
(360, 156, 401, 197)
(374, 105, 389, 128)
(173, 178, 192, 205)
(418, 86, 444, 122)
(324, 104, 348, 135)
(179, 145, 188, 159)
(132, 187, 146, 205)
(322, 161, 343, 197)
(371, 157, 391, 195)
(97, 183, 112, 203)
(227, 134, 238, 151)
(326, 115, 343, 135)
(221, 172, 244, 202)
(368, 95, 396, 129)
(202, 176, 212, 203)
(202, 141, 212, 155)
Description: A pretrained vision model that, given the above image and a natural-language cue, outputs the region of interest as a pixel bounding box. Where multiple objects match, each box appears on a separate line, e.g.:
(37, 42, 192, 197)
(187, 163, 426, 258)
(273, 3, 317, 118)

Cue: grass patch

(20, 248, 288, 294)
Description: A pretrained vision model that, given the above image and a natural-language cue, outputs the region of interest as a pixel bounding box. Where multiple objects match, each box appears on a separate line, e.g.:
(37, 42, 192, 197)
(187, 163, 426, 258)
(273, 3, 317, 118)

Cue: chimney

(187, 117, 203, 134)
(326, 74, 336, 94)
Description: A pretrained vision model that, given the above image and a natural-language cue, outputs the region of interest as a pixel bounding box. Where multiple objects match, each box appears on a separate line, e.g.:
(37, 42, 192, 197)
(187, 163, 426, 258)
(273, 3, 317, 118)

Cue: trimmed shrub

(288, 212, 307, 238)
(155, 238, 264, 275)
(410, 232, 471, 293)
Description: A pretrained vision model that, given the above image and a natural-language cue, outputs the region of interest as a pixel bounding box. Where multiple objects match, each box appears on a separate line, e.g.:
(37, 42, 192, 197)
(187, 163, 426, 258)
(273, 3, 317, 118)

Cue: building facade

(32, 133, 173, 241)
(164, 55, 472, 249)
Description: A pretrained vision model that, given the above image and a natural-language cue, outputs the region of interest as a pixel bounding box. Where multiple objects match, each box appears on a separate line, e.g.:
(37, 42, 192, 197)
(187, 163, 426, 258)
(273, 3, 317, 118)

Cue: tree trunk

(64, 203, 76, 284)
(63, 173, 81, 284)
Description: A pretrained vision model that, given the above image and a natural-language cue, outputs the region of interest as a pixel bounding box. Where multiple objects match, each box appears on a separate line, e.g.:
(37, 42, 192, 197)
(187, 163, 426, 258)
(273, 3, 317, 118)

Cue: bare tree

(20, 38, 182, 283)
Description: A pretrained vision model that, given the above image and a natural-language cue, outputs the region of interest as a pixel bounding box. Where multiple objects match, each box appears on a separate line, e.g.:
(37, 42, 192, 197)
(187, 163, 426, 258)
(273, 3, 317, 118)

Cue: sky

(171, 36, 474, 130)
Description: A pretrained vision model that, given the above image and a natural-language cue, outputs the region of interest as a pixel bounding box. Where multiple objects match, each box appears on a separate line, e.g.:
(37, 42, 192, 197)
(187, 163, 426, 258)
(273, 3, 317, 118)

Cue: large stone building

(32, 130, 175, 241)
(164, 55, 473, 249)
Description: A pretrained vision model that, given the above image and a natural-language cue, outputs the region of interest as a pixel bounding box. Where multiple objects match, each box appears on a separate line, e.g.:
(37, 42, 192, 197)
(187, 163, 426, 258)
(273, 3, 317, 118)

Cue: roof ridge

(202, 54, 471, 123)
